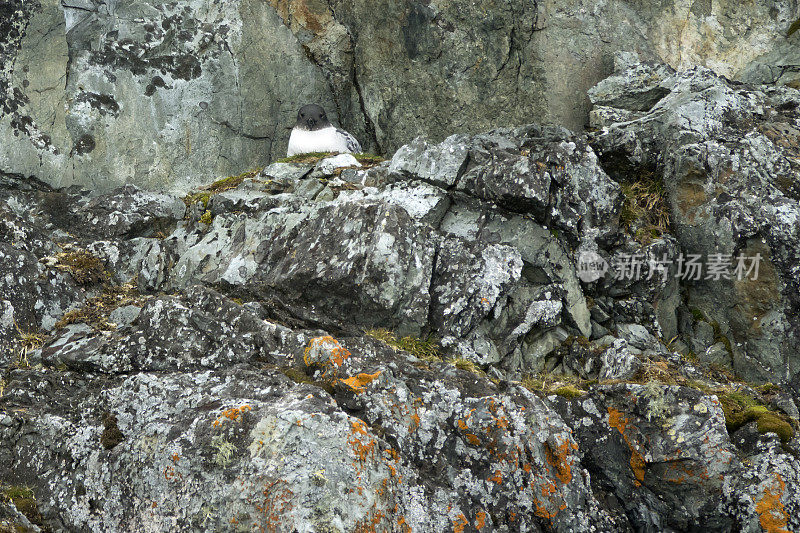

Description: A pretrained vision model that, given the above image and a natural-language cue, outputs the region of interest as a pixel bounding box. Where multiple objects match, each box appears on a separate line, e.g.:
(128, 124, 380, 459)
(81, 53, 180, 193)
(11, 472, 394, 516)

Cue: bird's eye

(300, 113, 305, 118)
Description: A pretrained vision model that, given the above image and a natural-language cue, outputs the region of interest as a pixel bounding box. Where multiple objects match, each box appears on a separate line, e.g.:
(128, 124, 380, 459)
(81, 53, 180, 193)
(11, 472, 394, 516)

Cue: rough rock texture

(3, 84, 800, 529)
(2, 0, 800, 191)
(591, 54, 800, 383)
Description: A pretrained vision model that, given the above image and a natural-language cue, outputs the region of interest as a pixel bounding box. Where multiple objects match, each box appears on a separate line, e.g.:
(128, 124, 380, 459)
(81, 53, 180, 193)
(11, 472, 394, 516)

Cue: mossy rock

(719, 392, 795, 444)
(183, 168, 263, 207)
(279, 367, 335, 395)
(364, 328, 440, 361)
(275, 152, 385, 166)
(275, 152, 336, 164)
(554, 385, 585, 399)
(1, 485, 44, 529)
(56, 251, 107, 285)
(449, 358, 485, 376)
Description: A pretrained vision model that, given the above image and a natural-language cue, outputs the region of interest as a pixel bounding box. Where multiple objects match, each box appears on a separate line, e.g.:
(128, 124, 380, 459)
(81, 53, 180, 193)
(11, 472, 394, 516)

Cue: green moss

(684, 379, 713, 394)
(279, 366, 335, 395)
(365, 328, 441, 361)
(184, 191, 211, 208)
(753, 411, 795, 444)
(554, 385, 584, 399)
(788, 18, 800, 37)
(448, 358, 486, 376)
(276, 152, 335, 164)
(2, 486, 34, 501)
(55, 250, 107, 285)
(757, 383, 782, 394)
(1, 485, 43, 528)
(522, 372, 592, 398)
(719, 392, 795, 444)
(690, 307, 706, 322)
(183, 168, 263, 207)
(353, 153, 385, 165)
(199, 210, 214, 225)
(276, 152, 385, 167)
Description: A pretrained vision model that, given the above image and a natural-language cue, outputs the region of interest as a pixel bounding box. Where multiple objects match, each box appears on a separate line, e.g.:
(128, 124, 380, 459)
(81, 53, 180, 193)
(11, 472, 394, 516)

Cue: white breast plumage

(287, 126, 361, 156)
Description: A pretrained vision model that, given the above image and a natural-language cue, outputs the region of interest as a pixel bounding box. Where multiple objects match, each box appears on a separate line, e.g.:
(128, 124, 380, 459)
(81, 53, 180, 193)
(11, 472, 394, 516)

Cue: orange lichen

(212, 405, 252, 427)
(488, 470, 503, 484)
(397, 515, 412, 532)
(348, 419, 378, 463)
(608, 407, 646, 486)
(339, 371, 382, 393)
(544, 438, 573, 485)
(453, 513, 469, 533)
(409, 411, 420, 431)
(475, 510, 487, 529)
(254, 479, 294, 532)
(304, 335, 351, 368)
(353, 505, 386, 533)
(755, 474, 790, 533)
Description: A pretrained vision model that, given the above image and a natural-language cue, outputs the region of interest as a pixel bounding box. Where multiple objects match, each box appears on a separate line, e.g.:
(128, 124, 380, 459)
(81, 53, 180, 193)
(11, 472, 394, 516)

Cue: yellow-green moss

(54, 250, 107, 285)
(199, 210, 214, 225)
(276, 152, 335, 164)
(448, 357, 486, 376)
(353, 153, 385, 165)
(554, 385, 585, 399)
(55, 282, 143, 331)
(1, 485, 43, 528)
(620, 178, 670, 244)
(719, 392, 795, 444)
(522, 372, 591, 398)
(690, 307, 706, 322)
(275, 152, 385, 167)
(364, 328, 441, 361)
(279, 366, 335, 395)
(184, 191, 211, 208)
(12, 322, 45, 368)
(183, 168, 263, 207)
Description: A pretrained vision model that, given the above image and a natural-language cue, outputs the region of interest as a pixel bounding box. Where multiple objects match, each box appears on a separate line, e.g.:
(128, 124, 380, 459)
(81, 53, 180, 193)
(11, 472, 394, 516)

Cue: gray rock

(591, 58, 800, 383)
(701, 342, 733, 368)
(553, 384, 743, 531)
(692, 320, 717, 354)
(599, 338, 642, 380)
(616, 323, 658, 351)
(388, 134, 471, 188)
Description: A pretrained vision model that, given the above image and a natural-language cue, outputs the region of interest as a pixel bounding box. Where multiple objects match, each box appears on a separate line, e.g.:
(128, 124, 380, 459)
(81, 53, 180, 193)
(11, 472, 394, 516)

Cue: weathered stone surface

(553, 384, 742, 532)
(591, 57, 800, 383)
(3, 93, 800, 530)
(3, 0, 800, 191)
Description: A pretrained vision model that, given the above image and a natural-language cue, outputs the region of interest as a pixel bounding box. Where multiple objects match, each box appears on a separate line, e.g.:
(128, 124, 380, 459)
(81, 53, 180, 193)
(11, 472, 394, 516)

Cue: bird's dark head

(295, 104, 330, 131)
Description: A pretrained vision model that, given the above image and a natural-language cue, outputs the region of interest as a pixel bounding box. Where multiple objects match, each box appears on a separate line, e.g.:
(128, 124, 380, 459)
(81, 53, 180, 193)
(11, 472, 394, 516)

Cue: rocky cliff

(2, 0, 800, 191)
(1, 56, 800, 531)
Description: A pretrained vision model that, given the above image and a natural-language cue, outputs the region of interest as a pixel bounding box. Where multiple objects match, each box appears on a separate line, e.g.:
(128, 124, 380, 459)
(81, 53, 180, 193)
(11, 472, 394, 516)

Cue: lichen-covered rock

(591, 57, 800, 383)
(3, 88, 800, 530)
(4, 0, 799, 191)
(552, 384, 742, 531)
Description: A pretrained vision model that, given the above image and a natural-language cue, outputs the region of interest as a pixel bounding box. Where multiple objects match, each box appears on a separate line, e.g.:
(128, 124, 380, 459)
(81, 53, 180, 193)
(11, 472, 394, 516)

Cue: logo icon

(576, 251, 609, 283)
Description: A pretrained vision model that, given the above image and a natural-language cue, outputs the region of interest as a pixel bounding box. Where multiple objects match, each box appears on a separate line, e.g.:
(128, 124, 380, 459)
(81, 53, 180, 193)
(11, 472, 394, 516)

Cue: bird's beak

(307, 118, 316, 128)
